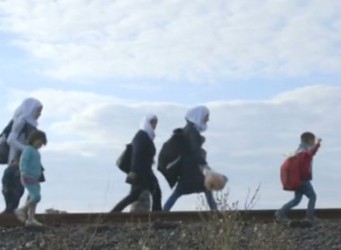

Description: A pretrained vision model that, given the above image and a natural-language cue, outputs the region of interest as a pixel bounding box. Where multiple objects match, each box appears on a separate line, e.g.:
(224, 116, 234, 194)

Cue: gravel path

(1, 219, 341, 250)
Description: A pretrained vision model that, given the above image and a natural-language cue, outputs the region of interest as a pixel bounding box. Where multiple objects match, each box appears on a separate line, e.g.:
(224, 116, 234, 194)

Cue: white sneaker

(25, 218, 43, 227)
(14, 208, 27, 223)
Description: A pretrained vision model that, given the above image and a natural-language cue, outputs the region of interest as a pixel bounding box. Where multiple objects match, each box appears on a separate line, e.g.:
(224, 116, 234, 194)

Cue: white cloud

(0, 85, 338, 212)
(0, 0, 340, 82)
(3, 87, 131, 118)
(271, 85, 341, 104)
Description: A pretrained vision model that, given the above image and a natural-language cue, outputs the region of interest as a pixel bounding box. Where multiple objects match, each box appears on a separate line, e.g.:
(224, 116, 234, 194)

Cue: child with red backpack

(275, 132, 321, 224)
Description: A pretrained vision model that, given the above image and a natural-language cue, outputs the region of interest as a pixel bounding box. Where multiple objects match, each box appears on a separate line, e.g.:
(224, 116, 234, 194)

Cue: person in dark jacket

(2, 157, 24, 213)
(163, 105, 217, 211)
(111, 114, 162, 212)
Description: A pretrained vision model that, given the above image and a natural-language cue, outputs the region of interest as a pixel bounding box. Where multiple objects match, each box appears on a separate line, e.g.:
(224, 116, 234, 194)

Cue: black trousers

(2, 190, 24, 213)
(111, 177, 162, 212)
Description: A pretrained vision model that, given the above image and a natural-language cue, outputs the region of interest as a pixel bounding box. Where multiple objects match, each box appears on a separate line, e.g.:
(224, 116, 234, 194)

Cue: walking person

(1, 98, 43, 213)
(111, 114, 162, 212)
(163, 105, 217, 211)
(15, 130, 47, 227)
(276, 132, 321, 224)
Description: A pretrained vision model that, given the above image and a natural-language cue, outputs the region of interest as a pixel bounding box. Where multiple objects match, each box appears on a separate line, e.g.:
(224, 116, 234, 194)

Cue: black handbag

(116, 144, 132, 174)
(0, 138, 9, 164)
(0, 120, 30, 165)
(0, 121, 13, 164)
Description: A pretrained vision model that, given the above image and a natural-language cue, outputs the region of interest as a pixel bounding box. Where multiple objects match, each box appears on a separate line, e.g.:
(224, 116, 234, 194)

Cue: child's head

(300, 132, 315, 146)
(27, 130, 47, 149)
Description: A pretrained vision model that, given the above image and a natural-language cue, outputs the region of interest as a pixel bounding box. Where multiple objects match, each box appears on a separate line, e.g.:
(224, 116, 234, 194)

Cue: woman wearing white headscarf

(111, 114, 162, 212)
(163, 105, 217, 211)
(7, 98, 43, 164)
(1, 98, 42, 215)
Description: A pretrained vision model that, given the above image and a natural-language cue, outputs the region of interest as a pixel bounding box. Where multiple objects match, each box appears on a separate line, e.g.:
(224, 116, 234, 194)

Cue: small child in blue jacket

(2, 156, 24, 213)
(15, 130, 47, 227)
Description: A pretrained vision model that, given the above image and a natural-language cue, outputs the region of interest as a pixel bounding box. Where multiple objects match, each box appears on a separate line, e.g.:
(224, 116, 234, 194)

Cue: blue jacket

(20, 145, 42, 180)
(176, 122, 207, 194)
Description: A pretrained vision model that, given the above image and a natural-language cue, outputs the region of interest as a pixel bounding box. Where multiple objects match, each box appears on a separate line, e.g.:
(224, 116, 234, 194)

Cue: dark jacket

(2, 163, 24, 196)
(176, 122, 207, 194)
(131, 130, 157, 187)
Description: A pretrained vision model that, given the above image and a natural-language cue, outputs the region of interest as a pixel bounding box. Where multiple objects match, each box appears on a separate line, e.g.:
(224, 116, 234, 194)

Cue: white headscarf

(12, 98, 42, 127)
(185, 105, 209, 132)
(140, 114, 157, 140)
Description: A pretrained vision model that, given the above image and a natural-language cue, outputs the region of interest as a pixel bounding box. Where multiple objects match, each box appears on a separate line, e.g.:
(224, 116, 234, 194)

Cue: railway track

(0, 209, 340, 227)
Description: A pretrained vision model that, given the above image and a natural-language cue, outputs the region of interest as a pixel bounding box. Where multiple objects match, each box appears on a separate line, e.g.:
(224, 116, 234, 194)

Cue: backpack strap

(0, 119, 32, 139)
(0, 120, 14, 138)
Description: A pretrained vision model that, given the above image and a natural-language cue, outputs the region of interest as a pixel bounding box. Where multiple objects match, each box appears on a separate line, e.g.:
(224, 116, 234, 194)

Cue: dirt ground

(1, 219, 341, 250)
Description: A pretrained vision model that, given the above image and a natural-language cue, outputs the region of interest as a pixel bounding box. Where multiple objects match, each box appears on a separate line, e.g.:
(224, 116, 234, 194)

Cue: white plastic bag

(203, 167, 228, 191)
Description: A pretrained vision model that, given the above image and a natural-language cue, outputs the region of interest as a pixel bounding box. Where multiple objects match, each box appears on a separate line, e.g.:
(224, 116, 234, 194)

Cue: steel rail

(0, 209, 340, 227)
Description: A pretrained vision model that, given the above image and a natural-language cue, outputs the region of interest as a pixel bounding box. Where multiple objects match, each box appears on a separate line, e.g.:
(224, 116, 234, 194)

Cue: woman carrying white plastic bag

(163, 106, 221, 211)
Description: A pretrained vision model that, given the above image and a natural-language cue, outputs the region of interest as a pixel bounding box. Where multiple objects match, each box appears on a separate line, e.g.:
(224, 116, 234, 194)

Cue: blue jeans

(279, 180, 316, 218)
(163, 189, 217, 211)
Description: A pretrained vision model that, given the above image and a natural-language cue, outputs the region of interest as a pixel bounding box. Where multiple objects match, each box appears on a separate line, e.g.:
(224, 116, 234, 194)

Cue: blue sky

(0, 0, 340, 212)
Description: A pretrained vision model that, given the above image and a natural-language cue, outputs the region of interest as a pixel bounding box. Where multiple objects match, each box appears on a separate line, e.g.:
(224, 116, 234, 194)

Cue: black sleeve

(131, 131, 148, 174)
(187, 128, 207, 166)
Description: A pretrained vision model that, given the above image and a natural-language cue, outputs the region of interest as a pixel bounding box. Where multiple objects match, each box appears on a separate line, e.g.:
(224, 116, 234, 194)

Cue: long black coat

(176, 122, 207, 194)
(131, 130, 157, 188)
(2, 164, 24, 198)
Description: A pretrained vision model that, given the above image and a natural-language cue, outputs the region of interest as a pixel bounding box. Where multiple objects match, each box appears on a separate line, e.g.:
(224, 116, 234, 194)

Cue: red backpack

(280, 154, 303, 191)
(280, 143, 320, 191)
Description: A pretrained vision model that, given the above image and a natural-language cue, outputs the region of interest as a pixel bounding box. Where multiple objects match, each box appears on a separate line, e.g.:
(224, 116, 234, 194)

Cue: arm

(187, 128, 207, 166)
(306, 142, 321, 157)
(131, 132, 148, 174)
(19, 147, 32, 177)
(6, 118, 26, 151)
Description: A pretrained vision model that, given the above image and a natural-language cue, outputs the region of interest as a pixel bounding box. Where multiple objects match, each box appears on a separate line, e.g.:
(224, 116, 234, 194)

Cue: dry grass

(192, 185, 296, 250)
(14, 186, 299, 250)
